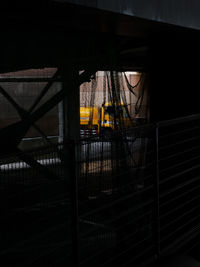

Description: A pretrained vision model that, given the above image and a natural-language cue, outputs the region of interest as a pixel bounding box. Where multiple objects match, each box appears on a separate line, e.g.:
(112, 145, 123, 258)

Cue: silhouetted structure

(1, 1, 200, 266)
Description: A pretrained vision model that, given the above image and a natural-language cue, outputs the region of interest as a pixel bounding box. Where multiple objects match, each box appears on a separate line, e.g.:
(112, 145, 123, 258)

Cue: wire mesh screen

(0, 144, 73, 266)
(1, 110, 200, 266)
(158, 114, 200, 255)
(76, 125, 157, 267)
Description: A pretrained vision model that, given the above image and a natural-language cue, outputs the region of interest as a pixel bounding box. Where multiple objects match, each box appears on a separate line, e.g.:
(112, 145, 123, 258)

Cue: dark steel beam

(0, 77, 61, 82)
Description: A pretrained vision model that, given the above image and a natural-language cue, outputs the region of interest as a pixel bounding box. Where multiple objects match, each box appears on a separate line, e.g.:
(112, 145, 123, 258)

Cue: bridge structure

(1, 1, 200, 266)
(1, 1, 200, 141)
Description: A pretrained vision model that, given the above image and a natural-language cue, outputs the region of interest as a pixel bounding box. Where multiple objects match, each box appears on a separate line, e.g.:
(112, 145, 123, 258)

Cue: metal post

(155, 123, 160, 259)
(58, 100, 64, 143)
(60, 67, 81, 266)
(67, 139, 80, 267)
(62, 69, 80, 140)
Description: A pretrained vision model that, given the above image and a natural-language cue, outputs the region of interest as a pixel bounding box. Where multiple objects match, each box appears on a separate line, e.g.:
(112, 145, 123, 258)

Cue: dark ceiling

(1, 1, 200, 72)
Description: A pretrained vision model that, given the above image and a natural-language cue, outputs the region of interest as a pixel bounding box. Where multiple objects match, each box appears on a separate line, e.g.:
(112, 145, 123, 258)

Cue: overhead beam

(0, 77, 61, 82)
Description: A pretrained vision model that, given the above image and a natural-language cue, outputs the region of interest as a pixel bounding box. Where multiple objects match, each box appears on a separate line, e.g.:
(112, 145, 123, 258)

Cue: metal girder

(0, 67, 96, 156)
(0, 77, 61, 82)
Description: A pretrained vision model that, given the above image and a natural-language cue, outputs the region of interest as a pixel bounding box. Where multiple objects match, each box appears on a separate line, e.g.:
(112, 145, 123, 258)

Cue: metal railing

(157, 114, 200, 255)
(76, 125, 156, 267)
(0, 143, 73, 266)
(75, 115, 200, 266)
(1, 114, 200, 266)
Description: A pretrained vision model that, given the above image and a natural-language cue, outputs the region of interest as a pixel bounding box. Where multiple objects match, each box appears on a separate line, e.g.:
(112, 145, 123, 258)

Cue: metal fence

(157, 114, 200, 255)
(1, 114, 200, 266)
(76, 126, 157, 267)
(75, 114, 200, 266)
(0, 143, 72, 266)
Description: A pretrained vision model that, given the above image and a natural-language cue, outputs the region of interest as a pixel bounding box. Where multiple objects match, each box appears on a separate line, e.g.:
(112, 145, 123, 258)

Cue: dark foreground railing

(0, 143, 73, 266)
(1, 114, 200, 266)
(157, 114, 200, 255)
(76, 125, 157, 267)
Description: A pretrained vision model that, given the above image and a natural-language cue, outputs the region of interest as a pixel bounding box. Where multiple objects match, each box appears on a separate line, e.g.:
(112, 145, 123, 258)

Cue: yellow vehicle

(80, 107, 99, 136)
(100, 102, 132, 134)
(80, 102, 132, 136)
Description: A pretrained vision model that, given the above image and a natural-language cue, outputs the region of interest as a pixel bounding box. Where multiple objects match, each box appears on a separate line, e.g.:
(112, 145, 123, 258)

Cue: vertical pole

(68, 139, 80, 267)
(155, 123, 160, 259)
(62, 68, 80, 140)
(61, 67, 80, 266)
(58, 100, 64, 143)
